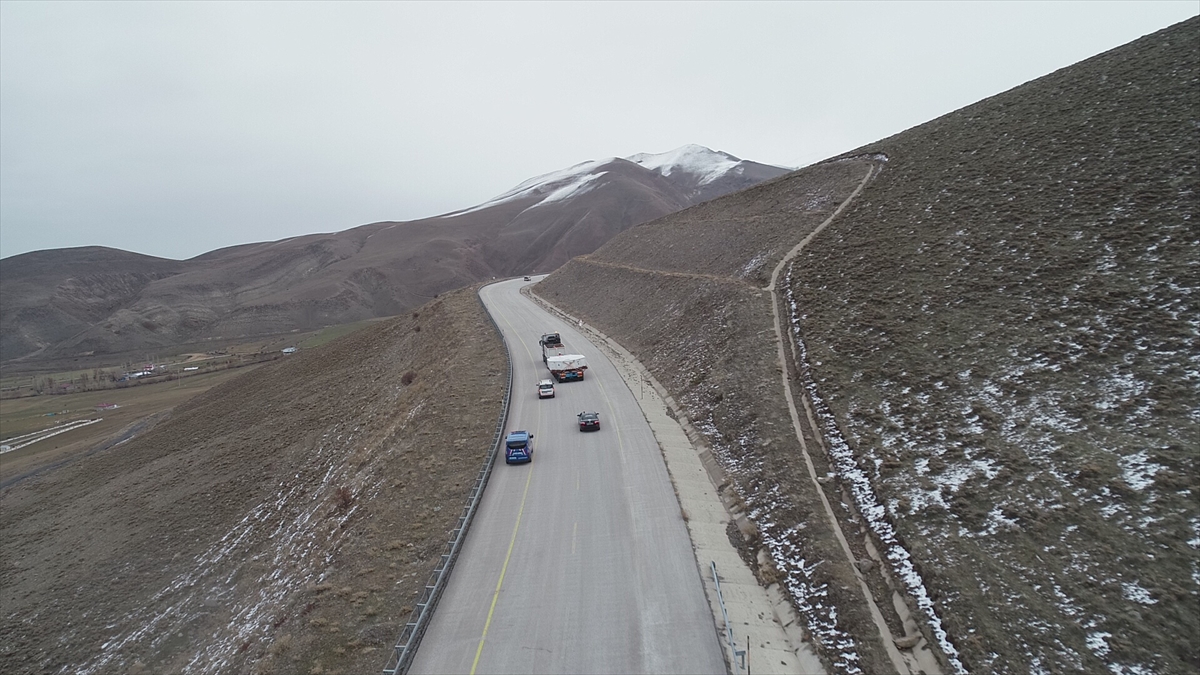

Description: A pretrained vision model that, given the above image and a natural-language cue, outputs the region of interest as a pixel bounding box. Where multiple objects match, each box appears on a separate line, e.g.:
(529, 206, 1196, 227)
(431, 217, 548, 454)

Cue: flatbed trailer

(540, 332, 587, 382)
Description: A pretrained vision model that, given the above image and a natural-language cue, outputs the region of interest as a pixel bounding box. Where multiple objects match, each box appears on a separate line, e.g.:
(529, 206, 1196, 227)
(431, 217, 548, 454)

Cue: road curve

(409, 278, 725, 675)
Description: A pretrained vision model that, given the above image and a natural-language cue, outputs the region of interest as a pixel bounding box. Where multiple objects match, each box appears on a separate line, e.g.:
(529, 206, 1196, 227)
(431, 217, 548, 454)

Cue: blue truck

(504, 430, 534, 464)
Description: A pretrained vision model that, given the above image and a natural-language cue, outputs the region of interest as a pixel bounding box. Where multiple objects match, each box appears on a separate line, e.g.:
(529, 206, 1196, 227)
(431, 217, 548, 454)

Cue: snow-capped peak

(626, 144, 743, 186)
(442, 158, 614, 217)
(440, 144, 758, 219)
(489, 158, 614, 204)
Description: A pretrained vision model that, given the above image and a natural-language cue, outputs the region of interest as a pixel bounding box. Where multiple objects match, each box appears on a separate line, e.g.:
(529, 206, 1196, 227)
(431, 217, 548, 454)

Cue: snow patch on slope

(627, 144, 743, 186)
(442, 159, 614, 217)
(785, 264, 968, 674)
(489, 159, 613, 205)
(537, 171, 607, 207)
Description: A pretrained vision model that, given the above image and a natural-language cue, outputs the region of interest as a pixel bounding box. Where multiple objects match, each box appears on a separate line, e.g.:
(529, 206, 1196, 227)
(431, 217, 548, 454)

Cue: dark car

(577, 411, 600, 431)
(504, 430, 534, 464)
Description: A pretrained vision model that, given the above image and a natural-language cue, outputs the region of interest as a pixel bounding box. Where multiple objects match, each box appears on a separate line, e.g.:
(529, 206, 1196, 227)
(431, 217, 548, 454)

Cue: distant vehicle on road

(523, 276, 531, 281)
(537, 379, 556, 398)
(540, 332, 587, 382)
(577, 412, 600, 431)
(504, 430, 534, 464)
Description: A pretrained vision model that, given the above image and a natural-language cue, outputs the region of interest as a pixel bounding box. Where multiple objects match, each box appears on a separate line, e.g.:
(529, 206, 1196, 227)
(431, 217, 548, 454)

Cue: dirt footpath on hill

(0, 286, 506, 675)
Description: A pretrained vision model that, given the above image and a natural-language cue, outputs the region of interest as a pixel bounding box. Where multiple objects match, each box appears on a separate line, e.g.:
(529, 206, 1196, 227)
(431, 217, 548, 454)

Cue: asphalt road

(409, 278, 726, 674)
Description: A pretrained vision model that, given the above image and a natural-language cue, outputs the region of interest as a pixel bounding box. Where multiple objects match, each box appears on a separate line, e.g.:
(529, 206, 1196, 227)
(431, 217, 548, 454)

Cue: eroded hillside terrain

(791, 17, 1198, 675)
(0, 286, 505, 675)
(536, 16, 1198, 675)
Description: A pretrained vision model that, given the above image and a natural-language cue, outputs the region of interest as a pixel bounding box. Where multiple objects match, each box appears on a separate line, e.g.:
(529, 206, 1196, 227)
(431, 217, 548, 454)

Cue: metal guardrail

(383, 286, 514, 675)
(711, 561, 747, 674)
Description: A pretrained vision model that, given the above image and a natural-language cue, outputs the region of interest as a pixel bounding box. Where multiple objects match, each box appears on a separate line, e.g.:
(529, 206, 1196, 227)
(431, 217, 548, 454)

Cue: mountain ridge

(1, 145, 789, 362)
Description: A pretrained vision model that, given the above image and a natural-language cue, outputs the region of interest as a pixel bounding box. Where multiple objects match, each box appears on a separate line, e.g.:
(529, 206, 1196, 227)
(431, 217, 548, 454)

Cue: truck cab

(504, 430, 534, 464)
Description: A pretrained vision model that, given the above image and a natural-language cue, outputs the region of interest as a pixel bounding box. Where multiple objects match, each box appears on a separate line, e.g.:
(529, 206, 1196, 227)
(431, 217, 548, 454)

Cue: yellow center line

(469, 465, 535, 675)
(471, 282, 542, 674)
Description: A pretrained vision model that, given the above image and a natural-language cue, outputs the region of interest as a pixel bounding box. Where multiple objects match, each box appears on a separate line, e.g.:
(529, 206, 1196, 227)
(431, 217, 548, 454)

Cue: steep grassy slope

(536, 17, 1198, 675)
(0, 286, 505, 674)
(789, 17, 1199, 675)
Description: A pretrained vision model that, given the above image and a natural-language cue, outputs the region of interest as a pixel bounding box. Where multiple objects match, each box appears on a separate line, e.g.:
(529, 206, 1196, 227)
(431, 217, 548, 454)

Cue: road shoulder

(527, 288, 826, 675)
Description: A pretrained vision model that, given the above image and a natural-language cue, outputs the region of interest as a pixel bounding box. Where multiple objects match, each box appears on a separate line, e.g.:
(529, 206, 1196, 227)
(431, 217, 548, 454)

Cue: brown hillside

(535, 17, 1198, 675)
(0, 247, 185, 362)
(0, 285, 506, 674)
(794, 16, 1199, 675)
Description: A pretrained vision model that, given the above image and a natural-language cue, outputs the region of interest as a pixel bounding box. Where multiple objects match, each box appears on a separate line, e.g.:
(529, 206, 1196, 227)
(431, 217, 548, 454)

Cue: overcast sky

(1, 1, 1195, 261)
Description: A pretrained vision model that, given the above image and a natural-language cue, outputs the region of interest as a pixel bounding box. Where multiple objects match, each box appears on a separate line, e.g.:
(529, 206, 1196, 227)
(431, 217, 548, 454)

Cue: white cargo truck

(540, 332, 588, 382)
(546, 354, 588, 382)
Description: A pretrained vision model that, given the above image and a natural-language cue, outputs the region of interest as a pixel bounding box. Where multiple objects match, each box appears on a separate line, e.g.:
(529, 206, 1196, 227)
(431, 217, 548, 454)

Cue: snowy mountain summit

(627, 144, 746, 186)
(452, 145, 789, 217)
